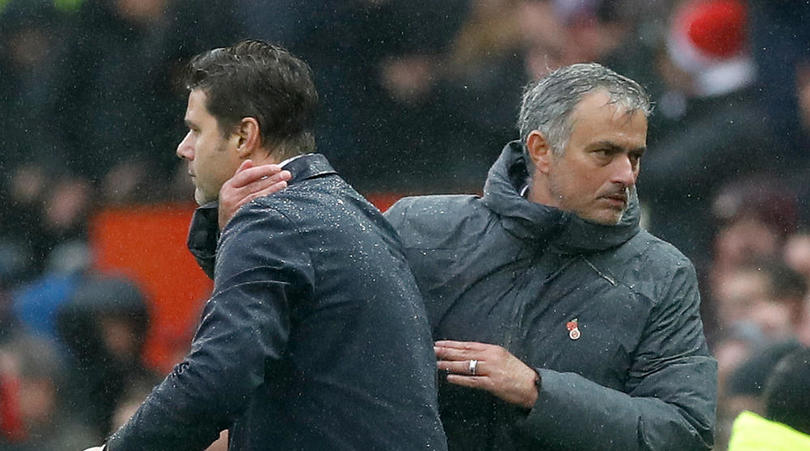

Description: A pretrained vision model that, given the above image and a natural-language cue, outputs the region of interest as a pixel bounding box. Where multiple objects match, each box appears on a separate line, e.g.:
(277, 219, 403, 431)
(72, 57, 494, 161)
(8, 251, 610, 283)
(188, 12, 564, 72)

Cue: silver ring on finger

(469, 359, 478, 376)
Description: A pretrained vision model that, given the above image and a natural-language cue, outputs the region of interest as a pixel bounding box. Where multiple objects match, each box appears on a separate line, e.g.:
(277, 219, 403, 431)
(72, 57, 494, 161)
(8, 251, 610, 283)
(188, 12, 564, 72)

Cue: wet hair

(517, 63, 651, 159)
(763, 346, 810, 435)
(185, 39, 318, 160)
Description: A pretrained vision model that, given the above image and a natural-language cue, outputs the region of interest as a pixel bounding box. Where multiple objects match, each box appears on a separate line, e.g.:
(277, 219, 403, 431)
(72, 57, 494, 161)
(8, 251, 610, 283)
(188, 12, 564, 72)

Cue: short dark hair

(763, 346, 810, 435)
(185, 39, 318, 160)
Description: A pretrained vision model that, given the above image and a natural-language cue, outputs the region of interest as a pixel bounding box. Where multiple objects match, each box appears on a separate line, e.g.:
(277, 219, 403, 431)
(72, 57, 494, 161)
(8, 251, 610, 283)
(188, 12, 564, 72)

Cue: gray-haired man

(390, 63, 715, 450)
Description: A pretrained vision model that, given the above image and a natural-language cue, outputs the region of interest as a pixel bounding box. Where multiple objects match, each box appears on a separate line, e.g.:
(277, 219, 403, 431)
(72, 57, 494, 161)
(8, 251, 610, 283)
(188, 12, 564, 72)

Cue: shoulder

(626, 230, 694, 269)
(233, 175, 351, 225)
(218, 199, 303, 265)
(607, 230, 699, 302)
(215, 198, 314, 287)
(385, 195, 491, 249)
(224, 196, 297, 237)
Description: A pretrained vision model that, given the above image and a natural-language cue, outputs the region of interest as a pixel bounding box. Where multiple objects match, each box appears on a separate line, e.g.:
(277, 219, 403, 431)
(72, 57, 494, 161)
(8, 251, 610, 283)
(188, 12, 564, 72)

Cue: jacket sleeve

(107, 203, 314, 450)
(516, 262, 717, 450)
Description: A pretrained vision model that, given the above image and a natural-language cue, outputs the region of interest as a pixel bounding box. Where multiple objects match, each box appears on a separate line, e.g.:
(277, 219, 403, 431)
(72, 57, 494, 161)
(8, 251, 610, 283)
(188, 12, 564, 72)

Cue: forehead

(185, 89, 212, 120)
(568, 91, 647, 144)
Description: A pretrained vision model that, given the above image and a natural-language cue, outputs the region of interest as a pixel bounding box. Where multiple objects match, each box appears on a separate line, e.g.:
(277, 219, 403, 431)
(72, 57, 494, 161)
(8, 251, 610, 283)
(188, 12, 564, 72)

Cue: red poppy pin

(566, 318, 581, 340)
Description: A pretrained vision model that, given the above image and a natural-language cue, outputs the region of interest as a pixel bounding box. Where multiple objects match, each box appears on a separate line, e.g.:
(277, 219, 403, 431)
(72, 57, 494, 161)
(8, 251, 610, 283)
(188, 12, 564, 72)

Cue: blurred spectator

(0, 0, 84, 279)
(424, 0, 526, 188)
(0, 0, 73, 175)
(748, 0, 810, 152)
(783, 231, 810, 282)
(55, 0, 238, 198)
(727, 345, 810, 450)
(12, 240, 92, 343)
(720, 340, 803, 450)
(0, 240, 28, 344)
(641, 0, 787, 268)
(2, 171, 93, 278)
(713, 322, 766, 407)
(0, 333, 97, 450)
(363, 0, 474, 190)
(707, 178, 798, 332)
(798, 297, 810, 347)
(711, 260, 806, 342)
(55, 274, 156, 438)
(526, 0, 655, 81)
(231, 1, 396, 189)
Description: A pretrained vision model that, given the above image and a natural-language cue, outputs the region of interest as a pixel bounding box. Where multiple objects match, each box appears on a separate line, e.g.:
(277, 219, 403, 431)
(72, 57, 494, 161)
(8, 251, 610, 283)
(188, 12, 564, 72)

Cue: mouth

(600, 193, 627, 208)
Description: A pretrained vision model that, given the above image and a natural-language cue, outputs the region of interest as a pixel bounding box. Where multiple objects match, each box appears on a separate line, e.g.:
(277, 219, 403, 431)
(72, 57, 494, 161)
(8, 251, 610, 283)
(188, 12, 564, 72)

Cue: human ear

(235, 118, 261, 159)
(526, 130, 552, 175)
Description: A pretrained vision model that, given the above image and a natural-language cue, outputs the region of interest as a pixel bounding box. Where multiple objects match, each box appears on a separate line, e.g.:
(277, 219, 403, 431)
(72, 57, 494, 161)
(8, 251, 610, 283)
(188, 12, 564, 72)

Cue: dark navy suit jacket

(108, 154, 446, 450)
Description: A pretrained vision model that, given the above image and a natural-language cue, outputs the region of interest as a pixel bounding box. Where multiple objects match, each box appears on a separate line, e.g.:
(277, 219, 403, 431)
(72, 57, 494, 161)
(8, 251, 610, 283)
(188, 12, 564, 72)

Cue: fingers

(221, 170, 291, 208)
(435, 340, 489, 351)
(446, 373, 489, 389)
(239, 169, 291, 194)
(217, 165, 291, 229)
(238, 181, 288, 206)
(435, 341, 540, 408)
(434, 340, 491, 361)
(230, 161, 288, 189)
(436, 359, 484, 376)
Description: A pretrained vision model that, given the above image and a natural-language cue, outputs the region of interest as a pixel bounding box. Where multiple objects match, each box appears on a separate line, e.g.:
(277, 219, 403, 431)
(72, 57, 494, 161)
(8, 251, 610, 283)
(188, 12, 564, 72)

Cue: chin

(194, 191, 208, 205)
(585, 210, 624, 225)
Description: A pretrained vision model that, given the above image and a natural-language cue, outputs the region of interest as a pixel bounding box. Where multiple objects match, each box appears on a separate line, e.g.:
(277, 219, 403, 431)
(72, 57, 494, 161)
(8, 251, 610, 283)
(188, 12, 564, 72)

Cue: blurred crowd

(1, 0, 809, 449)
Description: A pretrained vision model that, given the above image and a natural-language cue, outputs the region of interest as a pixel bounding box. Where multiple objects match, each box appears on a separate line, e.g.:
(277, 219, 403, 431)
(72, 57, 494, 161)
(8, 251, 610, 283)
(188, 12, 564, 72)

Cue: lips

(601, 191, 627, 207)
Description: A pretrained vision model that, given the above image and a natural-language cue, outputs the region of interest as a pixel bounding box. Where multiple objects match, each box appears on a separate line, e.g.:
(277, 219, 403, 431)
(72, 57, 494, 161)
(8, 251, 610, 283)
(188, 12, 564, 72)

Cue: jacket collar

(482, 141, 640, 253)
(187, 153, 337, 279)
(283, 153, 338, 185)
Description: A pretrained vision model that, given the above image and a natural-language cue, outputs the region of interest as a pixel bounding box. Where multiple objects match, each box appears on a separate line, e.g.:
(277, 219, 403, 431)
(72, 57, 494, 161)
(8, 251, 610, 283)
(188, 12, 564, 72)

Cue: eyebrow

(591, 141, 647, 154)
(184, 119, 198, 129)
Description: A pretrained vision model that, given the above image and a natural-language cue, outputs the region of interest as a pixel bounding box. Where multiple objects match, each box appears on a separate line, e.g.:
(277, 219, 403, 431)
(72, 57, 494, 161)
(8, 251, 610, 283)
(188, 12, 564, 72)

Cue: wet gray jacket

(108, 154, 446, 450)
(385, 142, 716, 450)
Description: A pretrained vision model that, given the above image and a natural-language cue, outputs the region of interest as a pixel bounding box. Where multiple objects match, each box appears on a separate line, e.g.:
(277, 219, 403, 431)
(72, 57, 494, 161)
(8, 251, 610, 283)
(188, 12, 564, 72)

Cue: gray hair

(518, 63, 652, 159)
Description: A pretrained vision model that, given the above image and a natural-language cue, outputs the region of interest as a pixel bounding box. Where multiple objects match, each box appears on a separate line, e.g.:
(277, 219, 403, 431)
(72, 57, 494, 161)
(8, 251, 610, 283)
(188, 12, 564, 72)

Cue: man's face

(541, 91, 647, 224)
(176, 90, 242, 205)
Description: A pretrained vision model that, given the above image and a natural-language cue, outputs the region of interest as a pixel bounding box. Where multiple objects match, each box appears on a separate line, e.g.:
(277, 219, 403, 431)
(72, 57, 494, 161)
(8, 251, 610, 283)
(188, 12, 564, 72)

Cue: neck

(526, 177, 558, 208)
(249, 149, 281, 166)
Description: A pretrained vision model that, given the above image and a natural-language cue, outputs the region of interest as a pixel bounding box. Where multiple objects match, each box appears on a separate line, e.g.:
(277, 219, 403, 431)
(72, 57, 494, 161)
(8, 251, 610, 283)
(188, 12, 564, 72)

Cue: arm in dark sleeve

(516, 263, 717, 450)
(107, 203, 313, 450)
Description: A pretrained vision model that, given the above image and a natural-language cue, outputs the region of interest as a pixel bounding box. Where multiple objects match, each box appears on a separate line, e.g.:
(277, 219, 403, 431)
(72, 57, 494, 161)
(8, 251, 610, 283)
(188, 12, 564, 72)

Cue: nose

(176, 132, 193, 160)
(611, 155, 637, 188)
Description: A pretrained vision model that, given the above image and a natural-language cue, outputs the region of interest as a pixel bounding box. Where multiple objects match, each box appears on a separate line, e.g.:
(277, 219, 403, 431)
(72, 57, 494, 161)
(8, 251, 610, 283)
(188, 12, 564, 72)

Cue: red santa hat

(667, 0, 755, 96)
(668, 0, 747, 73)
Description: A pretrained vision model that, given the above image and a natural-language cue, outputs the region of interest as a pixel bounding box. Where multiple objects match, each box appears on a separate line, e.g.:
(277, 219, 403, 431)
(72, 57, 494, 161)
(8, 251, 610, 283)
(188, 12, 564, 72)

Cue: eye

(593, 149, 612, 161)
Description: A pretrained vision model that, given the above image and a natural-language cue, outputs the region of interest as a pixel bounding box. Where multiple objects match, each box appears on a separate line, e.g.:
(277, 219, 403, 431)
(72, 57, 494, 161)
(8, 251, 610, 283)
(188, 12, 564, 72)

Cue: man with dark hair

(85, 40, 446, 450)
(218, 62, 717, 449)
(727, 346, 810, 449)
